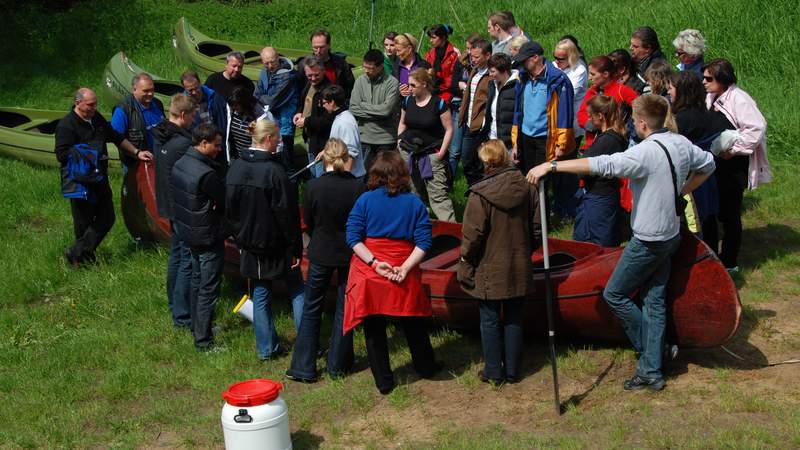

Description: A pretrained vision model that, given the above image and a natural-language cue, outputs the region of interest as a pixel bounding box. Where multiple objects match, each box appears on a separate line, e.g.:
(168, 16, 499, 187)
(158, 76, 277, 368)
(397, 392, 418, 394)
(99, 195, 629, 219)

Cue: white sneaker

(726, 266, 740, 274)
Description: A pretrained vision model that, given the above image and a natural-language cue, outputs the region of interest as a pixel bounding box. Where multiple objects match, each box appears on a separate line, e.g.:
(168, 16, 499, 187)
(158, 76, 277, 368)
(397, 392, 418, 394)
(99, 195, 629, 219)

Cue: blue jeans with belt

(602, 234, 681, 379)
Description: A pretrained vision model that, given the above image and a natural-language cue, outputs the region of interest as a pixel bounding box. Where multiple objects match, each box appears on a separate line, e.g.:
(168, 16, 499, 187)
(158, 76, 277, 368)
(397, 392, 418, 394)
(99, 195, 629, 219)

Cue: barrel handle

(234, 409, 253, 423)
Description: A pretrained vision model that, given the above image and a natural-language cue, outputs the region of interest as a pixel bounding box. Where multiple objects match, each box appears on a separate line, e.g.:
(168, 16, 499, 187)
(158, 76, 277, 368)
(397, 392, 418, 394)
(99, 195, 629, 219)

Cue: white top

(554, 61, 588, 137)
(330, 110, 366, 178)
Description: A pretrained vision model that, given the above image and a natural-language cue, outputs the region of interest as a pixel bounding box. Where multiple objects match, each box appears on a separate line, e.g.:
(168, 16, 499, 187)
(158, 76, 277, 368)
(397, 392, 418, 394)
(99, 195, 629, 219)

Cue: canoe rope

(720, 345, 800, 367)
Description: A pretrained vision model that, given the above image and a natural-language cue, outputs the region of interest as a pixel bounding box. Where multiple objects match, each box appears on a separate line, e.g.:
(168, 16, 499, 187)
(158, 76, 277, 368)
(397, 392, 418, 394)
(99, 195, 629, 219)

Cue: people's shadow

(734, 223, 800, 288)
(291, 430, 324, 450)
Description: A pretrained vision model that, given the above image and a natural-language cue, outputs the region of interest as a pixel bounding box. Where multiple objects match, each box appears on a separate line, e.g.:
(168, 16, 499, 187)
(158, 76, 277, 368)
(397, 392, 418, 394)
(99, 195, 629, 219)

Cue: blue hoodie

(254, 56, 298, 136)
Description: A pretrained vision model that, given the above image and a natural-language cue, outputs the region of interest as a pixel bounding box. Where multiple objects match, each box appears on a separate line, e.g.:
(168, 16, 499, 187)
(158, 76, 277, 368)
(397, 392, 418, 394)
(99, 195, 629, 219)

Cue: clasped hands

(373, 260, 409, 283)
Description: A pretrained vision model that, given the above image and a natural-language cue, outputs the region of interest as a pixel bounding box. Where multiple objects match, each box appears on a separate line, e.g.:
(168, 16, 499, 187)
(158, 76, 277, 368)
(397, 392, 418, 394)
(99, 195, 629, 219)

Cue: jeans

(552, 172, 579, 220)
(448, 107, 463, 176)
(287, 263, 353, 379)
(279, 134, 296, 177)
(479, 299, 524, 380)
(252, 263, 305, 359)
(167, 222, 192, 327)
(306, 151, 323, 178)
(460, 127, 486, 185)
(67, 180, 115, 262)
(602, 234, 681, 379)
(189, 240, 225, 349)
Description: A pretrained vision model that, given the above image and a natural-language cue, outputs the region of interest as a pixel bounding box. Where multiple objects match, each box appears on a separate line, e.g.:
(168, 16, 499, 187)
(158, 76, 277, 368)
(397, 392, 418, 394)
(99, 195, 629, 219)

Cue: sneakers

(726, 266, 740, 275)
(623, 375, 665, 391)
(285, 371, 318, 384)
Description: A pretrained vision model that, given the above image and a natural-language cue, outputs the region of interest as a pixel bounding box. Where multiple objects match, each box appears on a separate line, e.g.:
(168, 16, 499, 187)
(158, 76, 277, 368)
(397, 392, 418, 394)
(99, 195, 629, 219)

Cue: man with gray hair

(111, 72, 161, 169)
(255, 47, 299, 173)
(204, 51, 255, 100)
(56, 88, 144, 266)
(293, 55, 334, 177)
(629, 26, 668, 94)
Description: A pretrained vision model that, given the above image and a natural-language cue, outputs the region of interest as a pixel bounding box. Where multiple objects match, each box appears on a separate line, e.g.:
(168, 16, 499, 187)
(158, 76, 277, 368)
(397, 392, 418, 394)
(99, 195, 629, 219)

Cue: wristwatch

(368, 257, 377, 267)
(550, 160, 558, 173)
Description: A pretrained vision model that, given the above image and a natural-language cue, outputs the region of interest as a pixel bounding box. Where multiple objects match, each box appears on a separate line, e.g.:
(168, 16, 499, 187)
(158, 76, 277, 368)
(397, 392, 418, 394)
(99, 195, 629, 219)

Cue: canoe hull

(102, 52, 184, 107)
(130, 161, 741, 348)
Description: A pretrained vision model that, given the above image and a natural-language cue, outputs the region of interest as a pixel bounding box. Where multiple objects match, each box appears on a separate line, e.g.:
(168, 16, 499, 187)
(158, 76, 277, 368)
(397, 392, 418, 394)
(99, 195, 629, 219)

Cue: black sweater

(582, 129, 627, 195)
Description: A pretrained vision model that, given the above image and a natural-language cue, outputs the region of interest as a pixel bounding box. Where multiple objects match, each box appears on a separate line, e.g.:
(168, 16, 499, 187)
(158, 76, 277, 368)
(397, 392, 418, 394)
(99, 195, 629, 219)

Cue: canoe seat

(420, 247, 460, 271)
(198, 42, 233, 59)
(0, 110, 31, 128)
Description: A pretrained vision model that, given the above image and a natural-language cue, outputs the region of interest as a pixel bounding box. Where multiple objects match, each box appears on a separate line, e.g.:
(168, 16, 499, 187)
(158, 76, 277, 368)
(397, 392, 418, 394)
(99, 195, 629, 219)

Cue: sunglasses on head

(703, 76, 715, 82)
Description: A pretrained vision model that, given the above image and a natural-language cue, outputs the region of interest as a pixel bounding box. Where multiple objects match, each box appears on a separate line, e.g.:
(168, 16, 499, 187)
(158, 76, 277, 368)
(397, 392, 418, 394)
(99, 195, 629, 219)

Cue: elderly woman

(397, 68, 455, 221)
(673, 29, 706, 75)
(392, 33, 430, 98)
(703, 58, 772, 272)
(286, 139, 366, 383)
(225, 119, 303, 360)
(459, 139, 540, 384)
(344, 151, 440, 394)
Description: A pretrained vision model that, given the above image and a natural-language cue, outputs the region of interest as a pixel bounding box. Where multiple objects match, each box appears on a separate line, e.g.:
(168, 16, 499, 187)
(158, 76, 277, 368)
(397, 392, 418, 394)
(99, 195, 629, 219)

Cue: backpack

(61, 144, 106, 201)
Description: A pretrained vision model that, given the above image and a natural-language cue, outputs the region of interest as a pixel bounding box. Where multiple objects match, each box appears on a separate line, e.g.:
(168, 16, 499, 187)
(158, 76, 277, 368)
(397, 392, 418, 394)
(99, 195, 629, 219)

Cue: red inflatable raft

(123, 162, 741, 348)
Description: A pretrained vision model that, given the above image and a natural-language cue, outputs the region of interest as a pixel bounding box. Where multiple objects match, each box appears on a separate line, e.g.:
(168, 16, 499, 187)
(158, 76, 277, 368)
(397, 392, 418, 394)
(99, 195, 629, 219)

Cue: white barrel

(221, 379, 291, 450)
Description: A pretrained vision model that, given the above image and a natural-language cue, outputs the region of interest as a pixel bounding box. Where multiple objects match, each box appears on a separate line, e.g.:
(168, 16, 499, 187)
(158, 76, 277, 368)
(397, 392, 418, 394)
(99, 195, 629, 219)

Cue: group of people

(54, 13, 771, 393)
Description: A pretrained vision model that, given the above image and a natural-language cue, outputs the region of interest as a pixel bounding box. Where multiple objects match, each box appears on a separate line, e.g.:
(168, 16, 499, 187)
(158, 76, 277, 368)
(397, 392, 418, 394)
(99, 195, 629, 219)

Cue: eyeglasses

(703, 76, 715, 82)
(409, 83, 418, 88)
(553, 55, 567, 61)
(675, 51, 686, 57)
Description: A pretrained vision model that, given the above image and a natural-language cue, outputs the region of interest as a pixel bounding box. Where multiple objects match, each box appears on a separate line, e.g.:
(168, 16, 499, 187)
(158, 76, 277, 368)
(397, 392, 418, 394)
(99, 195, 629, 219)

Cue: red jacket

(577, 79, 637, 149)
(425, 42, 460, 105)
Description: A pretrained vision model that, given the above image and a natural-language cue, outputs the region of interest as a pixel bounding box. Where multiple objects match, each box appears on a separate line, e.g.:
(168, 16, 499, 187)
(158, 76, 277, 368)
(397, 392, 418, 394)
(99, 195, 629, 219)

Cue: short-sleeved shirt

(400, 95, 447, 147)
(110, 100, 164, 150)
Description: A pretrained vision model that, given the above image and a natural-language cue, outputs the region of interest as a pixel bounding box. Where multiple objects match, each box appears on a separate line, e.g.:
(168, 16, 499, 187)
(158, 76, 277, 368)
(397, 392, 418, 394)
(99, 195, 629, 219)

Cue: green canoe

(171, 17, 363, 82)
(0, 107, 120, 168)
(103, 51, 184, 107)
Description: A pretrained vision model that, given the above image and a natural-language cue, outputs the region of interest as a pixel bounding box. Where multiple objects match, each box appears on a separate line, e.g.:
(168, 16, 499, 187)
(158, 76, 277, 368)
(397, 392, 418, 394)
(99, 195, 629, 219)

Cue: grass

(2, 0, 800, 448)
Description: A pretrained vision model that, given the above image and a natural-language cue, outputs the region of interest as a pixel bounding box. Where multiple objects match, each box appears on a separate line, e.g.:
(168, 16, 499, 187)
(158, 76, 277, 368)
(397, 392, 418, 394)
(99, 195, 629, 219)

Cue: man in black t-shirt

(204, 52, 255, 101)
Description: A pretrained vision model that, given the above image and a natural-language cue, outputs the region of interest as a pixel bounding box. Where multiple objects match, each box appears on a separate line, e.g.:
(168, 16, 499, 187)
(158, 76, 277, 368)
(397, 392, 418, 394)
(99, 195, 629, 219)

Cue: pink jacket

(706, 85, 772, 189)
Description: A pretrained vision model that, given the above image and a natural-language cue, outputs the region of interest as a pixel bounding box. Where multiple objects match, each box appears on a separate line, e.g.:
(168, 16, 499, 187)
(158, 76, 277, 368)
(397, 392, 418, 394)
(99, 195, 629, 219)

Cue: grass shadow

(738, 223, 800, 274)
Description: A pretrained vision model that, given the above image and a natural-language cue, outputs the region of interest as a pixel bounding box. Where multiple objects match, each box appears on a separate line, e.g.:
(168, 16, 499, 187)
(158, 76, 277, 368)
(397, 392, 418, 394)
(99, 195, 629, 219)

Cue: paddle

(539, 185, 561, 415)
(288, 158, 322, 181)
(368, 0, 376, 50)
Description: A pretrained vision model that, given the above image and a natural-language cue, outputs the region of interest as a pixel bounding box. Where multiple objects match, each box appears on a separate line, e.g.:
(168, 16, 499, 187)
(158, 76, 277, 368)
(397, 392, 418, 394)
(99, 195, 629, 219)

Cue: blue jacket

(254, 56, 298, 136)
(186, 85, 227, 133)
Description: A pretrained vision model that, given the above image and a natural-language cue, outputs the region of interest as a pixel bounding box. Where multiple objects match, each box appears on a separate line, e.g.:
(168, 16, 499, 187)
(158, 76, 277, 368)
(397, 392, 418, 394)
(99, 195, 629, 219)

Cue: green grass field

(1, 0, 799, 448)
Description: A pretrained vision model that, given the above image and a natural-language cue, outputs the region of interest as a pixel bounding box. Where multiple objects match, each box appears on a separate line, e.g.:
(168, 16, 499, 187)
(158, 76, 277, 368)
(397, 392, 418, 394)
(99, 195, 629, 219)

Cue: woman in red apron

(344, 150, 441, 394)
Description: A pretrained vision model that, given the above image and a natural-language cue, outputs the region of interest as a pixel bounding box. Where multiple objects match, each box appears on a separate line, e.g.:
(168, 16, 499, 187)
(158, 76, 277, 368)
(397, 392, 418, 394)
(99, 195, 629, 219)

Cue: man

(204, 51, 255, 100)
(305, 28, 355, 98)
(180, 70, 226, 130)
(511, 41, 575, 175)
(501, 11, 531, 40)
(629, 26, 668, 94)
(487, 12, 514, 55)
(293, 56, 334, 178)
(458, 38, 493, 185)
(170, 124, 226, 351)
(111, 72, 164, 169)
(349, 48, 400, 171)
(481, 53, 519, 150)
(153, 94, 197, 329)
(55, 88, 145, 266)
(254, 47, 299, 173)
(527, 94, 715, 391)
(321, 85, 366, 180)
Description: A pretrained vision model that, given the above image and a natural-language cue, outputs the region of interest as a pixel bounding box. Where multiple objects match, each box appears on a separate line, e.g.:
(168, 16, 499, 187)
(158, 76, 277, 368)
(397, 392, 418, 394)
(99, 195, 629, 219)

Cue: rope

(720, 345, 800, 367)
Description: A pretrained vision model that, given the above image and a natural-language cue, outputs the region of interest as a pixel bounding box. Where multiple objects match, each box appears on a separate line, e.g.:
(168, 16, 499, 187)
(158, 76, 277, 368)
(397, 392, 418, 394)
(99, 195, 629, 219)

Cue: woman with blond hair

(507, 34, 529, 57)
(392, 33, 430, 97)
(226, 119, 304, 360)
(458, 139, 540, 385)
(286, 138, 366, 383)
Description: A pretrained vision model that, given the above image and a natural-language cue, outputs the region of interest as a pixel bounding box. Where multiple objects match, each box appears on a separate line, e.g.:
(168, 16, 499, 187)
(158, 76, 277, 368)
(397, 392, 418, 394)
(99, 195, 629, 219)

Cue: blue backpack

(61, 144, 106, 201)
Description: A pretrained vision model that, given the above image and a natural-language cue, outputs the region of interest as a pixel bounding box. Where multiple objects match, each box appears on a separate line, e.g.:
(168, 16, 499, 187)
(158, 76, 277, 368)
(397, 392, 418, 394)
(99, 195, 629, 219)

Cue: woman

(673, 29, 706, 75)
(397, 68, 455, 221)
(481, 53, 519, 151)
(644, 60, 673, 98)
(382, 31, 398, 75)
(573, 96, 628, 247)
(286, 139, 366, 382)
(458, 139, 540, 384)
(577, 56, 638, 151)
(703, 58, 772, 272)
(392, 33, 431, 98)
(608, 49, 639, 92)
(225, 119, 304, 360)
(424, 24, 460, 105)
(507, 34, 529, 58)
(224, 85, 263, 163)
(344, 151, 440, 395)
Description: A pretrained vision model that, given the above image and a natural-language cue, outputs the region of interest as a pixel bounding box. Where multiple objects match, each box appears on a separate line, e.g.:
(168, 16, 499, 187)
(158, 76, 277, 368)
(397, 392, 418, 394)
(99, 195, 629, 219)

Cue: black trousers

(520, 133, 550, 220)
(362, 143, 397, 174)
(363, 315, 436, 392)
(67, 181, 115, 261)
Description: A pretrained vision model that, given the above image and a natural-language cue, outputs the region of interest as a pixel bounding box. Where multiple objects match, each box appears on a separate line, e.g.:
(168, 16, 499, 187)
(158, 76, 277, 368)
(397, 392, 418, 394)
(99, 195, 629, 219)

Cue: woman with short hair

(286, 138, 366, 383)
(702, 58, 772, 272)
(344, 150, 440, 395)
(459, 139, 540, 384)
(507, 34, 529, 57)
(673, 29, 706, 75)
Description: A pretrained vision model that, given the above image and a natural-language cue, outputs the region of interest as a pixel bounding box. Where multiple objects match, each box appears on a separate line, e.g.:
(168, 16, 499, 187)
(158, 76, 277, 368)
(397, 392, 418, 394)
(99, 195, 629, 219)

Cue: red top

(425, 42, 460, 105)
(324, 60, 338, 86)
(343, 238, 432, 333)
(222, 379, 283, 407)
(577, 79, 638, 149)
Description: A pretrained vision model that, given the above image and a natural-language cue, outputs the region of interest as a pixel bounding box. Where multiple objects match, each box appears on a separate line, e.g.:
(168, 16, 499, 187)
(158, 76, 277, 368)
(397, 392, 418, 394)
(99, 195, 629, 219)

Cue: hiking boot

(623, 375, 665, 391)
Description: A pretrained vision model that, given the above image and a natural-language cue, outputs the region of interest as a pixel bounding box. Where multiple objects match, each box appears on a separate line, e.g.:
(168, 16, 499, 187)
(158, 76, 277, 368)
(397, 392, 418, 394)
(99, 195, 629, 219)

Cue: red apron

(343, 238, 432, 334)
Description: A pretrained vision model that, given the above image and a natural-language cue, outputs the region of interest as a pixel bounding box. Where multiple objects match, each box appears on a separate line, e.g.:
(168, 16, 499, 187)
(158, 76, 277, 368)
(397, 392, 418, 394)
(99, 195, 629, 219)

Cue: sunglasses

(409, 83, 418, 88)
(703, 76, 715, 82)
(553, 55, 567, 61)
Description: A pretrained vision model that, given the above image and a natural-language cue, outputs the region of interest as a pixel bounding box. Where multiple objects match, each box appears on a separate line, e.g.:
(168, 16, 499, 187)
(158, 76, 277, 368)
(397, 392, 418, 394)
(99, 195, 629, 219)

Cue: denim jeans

(252, 264, 305, 359)
(189, 240, 225, 349)
(287, 263, 353, 379)
(603, 234, 681, 379)
(167, 222, 192, 327)
(448, 107, 463, 176)
(460, 127, 485, 185)
(479, 299, 524, 380)
(306, 152, 323, 178)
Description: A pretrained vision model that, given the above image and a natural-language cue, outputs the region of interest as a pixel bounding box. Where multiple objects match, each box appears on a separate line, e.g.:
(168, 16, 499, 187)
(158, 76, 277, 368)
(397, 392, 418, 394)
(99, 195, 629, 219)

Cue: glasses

(703, 76, 715, 82)
(553, 55, 567, 61)
(675, 51, 686, 57)
(409, 83, 418, 88)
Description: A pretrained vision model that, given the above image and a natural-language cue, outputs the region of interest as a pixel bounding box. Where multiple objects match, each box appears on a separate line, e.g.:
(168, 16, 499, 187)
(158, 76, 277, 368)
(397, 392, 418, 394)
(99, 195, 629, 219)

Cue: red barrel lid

(222, 379, 283, 407)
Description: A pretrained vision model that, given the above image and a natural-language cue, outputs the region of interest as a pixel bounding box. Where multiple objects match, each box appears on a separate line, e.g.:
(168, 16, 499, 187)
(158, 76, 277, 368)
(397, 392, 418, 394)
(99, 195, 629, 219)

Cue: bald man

(55, 88, 143, 266)
(254, 46, 299, 173)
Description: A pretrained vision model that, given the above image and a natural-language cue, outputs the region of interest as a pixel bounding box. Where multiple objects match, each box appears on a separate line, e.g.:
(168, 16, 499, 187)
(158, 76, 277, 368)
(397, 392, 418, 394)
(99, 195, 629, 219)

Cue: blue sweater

(346, 187, 432, 251)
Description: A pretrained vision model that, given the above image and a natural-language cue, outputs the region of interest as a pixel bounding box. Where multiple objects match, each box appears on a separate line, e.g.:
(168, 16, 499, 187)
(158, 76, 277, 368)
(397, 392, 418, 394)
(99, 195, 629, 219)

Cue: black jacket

(113, 94, 165, 166)
(481, 75, 519, 149)
(631, 49, 668, 94)
(153, 120, 192, 220)
(297, 52, 355, 99)
(297, 77, 334, 156)
(55, 110, 123, 172)
(171, 147, 226, 248)
(304, 171, 366, 266)
(225, 148, 301, 280)
(581, 129, 628, 195)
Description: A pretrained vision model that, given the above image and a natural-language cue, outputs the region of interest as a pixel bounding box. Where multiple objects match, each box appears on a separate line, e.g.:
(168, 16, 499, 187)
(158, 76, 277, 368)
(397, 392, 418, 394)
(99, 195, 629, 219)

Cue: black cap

(512, 41, 545, 66)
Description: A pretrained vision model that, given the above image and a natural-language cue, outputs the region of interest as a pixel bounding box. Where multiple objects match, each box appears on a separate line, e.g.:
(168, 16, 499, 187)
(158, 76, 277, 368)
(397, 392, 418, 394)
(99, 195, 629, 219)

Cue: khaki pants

(400, 150, 455, 222)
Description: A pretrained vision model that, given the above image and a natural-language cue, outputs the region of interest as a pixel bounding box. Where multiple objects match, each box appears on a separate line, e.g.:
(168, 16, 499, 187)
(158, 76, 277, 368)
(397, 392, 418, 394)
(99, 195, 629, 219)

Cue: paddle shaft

(368, 0, 376, 49)
(539, 185, 561, 415)
(288, 159, 322, 181)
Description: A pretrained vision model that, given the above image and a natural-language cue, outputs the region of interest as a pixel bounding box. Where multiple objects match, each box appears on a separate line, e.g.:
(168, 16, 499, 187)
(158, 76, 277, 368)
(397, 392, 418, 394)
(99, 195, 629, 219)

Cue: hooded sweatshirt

(458, 167, 541, 300)
(152, 120, 192, 220)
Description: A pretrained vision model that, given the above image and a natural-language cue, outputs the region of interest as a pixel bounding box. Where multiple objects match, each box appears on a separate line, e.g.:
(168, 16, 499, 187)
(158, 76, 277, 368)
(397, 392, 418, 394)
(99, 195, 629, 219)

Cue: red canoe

(123, 162, 741, 348)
